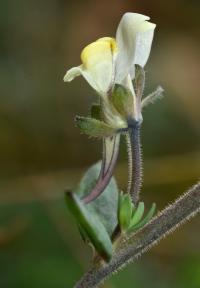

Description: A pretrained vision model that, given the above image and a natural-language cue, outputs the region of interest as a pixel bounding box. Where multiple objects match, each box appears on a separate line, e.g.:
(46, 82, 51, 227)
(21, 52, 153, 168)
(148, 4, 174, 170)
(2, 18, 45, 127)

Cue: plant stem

(83, 134, 120, 204)
(75, 182, 200, 288)
(126, 122, 142, 205)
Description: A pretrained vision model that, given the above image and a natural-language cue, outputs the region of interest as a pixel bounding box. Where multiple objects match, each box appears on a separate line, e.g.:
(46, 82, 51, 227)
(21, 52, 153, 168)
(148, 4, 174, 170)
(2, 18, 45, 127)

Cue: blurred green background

(0, 0, 200, 287)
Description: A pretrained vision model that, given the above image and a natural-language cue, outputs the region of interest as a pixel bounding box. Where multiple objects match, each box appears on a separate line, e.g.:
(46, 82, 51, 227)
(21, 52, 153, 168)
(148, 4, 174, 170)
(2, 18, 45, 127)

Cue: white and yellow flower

(64, 12, 156, 124)
(63, 13, 159, 204)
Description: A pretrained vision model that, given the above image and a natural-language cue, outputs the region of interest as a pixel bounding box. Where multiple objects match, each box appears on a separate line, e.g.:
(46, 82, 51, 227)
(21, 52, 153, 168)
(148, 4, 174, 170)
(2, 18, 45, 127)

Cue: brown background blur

(0, 0, 200, 287)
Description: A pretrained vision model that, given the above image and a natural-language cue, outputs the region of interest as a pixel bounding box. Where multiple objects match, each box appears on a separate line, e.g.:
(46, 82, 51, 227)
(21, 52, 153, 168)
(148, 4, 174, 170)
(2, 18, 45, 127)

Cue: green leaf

(110, 84, 134, 118)
(118, 191, 124, 211)
(129, 202, 145, 227)
(118, 193, 133, 231)
(76, 162, 119, 237)
(78, 224, 88, 243)
(65, 191, 113, 261)
(128, 203, 156, 232)
(75, 116, 115, 138)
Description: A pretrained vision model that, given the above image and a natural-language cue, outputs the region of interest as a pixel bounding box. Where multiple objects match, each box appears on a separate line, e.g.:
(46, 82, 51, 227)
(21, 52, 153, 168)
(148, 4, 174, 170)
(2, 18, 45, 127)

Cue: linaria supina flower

(64, 13, 156, 124)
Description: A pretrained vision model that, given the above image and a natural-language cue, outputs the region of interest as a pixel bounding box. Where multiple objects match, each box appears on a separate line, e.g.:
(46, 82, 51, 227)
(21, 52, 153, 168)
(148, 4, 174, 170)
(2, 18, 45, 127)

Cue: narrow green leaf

(118, 191, 124, 211)
(65, 191, 113, 261)
(119, 193, 133, 231)
(78, 224, 88, 243)
(129, 202, 145, 227)
(75, 116, 115, 138)
(128, 203, 156, 232)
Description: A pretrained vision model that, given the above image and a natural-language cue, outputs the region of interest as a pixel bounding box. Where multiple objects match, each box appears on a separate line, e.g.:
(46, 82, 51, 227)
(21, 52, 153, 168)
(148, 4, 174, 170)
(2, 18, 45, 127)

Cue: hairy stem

(126, 122, 142, 205)
(75, 182, 200, 288)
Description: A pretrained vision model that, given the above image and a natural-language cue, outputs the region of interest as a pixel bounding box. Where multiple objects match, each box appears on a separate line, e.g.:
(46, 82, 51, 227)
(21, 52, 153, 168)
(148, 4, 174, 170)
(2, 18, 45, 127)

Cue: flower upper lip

(64, 12, 156, 97)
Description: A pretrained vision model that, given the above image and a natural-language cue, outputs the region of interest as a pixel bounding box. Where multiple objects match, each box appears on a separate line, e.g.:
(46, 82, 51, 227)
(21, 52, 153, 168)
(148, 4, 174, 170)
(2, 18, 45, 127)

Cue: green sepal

(75, 116, 115, 138)
(90, 103, 102, 120)
(65, 191, 113, 261)
(128, 203, 156, 232)
(118, 193, 133, 231)
(141, 86, 164, 109)
(129, 201, 145, 227)
(110, 84, 134, 118)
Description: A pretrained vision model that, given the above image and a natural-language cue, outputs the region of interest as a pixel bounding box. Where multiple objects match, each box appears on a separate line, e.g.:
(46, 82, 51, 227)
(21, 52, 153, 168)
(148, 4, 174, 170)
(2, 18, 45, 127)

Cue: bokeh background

(0, 0, 200, 287)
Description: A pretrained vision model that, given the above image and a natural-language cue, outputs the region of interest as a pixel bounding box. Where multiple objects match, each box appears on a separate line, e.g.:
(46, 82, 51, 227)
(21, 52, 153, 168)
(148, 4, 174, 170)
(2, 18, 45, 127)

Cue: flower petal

(115, 13, 156, 83)
(134, 21, 156, 68)
(64, 65, 99, 91)
(80, 38, 115, 95)
(63, 66, 82, 82)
